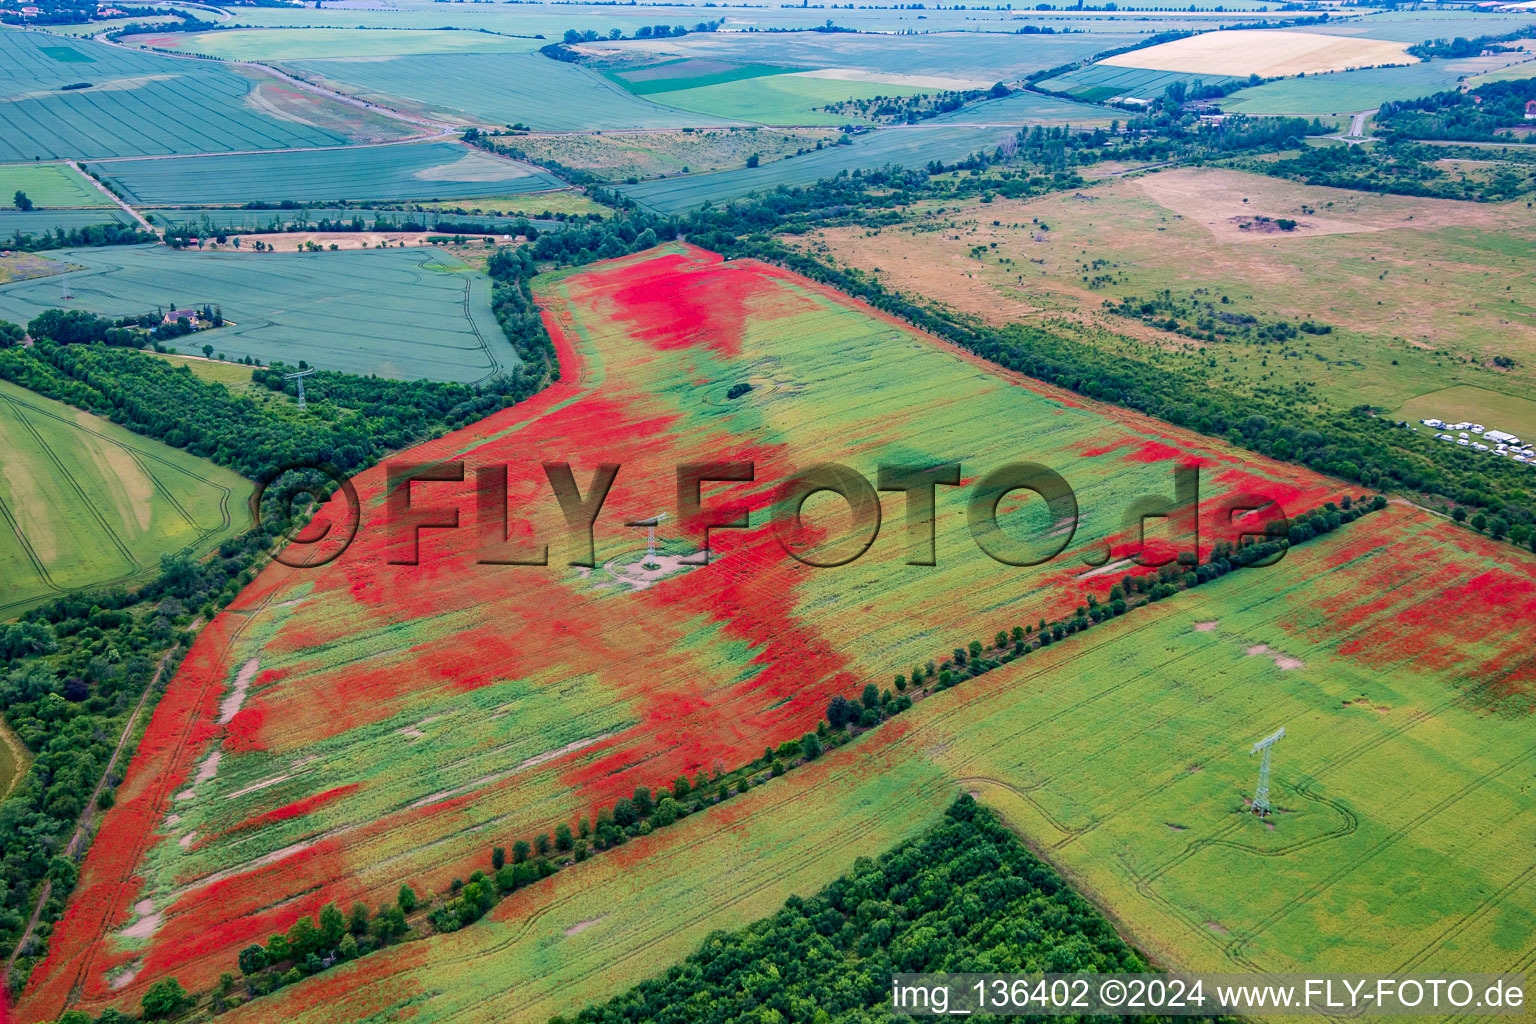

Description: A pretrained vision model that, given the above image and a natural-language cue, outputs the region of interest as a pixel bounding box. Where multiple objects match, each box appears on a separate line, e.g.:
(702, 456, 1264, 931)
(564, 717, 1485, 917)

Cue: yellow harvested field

(1101, 30, 1415, 77)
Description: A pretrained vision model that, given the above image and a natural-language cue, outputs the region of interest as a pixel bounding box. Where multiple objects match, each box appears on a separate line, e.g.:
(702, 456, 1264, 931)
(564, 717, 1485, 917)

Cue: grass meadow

(196, 502, 1536, 1024)
(0, 245, 520, 382)
(0, 162, 111, 208)
(0, 378, 250, 618)
(25, 244, 1353, 1019)
(797, 166, 1536, 418)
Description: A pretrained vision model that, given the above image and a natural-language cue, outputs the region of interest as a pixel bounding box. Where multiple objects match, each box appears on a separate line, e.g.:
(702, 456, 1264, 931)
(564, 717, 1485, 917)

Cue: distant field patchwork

(617, 124, 1015, 212)
(1222, 50, 1536, 114)
(1036, 63, 1242, 103)
(283, 52, 730, 130)
(142, 502, 1536, 1024)
(123, 26, 543, 60)
(24, 244, 1350, 1019)
(0, 245, 520, 382)
(0, 378, 250, 617)
(0, 30, 359, 161)
(90, 142, 565, 206)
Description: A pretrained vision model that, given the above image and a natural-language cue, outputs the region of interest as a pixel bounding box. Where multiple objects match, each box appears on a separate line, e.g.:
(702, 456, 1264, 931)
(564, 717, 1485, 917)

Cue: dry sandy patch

(1101, 30, 1414, 77)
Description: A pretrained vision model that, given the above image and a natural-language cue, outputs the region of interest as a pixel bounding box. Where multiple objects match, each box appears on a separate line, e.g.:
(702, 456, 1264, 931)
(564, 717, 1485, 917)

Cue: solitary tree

(140, 978, 190, 1020)
(238, 944, 267, 977)
(13, 190, 31, 211)
(397, 884, 417, 913)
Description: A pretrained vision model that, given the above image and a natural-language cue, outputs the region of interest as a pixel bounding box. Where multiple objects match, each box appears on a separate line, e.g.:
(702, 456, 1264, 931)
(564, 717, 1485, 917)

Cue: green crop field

(634, 73, 927, 125)
(124, 26, 543, 61)
(0, 245, 520, 382)
(617, 123, 1014, 212)
(1222, 50, 1536, 114)
(0, 377, 250, 618)
(0, 31, 357, 161)
(609, 60, 791, 95)
(283, 53, 731, 131)
(1037, 63, 1240, 103)
(206, 500, 1536, 1024)
(931, 87, 1114, 125)
(0, 162, 111, 208)
(90, 142, 565, 206)
(800, 166, 1536, 416)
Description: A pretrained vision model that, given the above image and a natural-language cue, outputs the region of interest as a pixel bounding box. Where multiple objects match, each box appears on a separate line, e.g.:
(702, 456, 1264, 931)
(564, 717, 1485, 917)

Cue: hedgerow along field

(22, 243, 1352, 1020)
(0, 245, 520, 383)
(0, 30, 362, 162)
(0, 378, 250, 619)
(795, 166, 1536, 418)
(193, 502, 1536, 1024)
(90, 142, 565, 206)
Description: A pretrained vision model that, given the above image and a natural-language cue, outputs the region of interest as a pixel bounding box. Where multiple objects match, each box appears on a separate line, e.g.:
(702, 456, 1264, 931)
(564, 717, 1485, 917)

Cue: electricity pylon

(283, 368, 316, 410)
(1249, 726, 1285, 816)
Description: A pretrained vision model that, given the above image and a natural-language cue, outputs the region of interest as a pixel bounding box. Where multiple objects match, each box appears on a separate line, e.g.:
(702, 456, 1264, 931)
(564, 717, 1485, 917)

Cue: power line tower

(60, 272, 71, 301)
(283, 368, 316, 410)
(1249, 726, 1285, 816)
(629, 512, 667, 562)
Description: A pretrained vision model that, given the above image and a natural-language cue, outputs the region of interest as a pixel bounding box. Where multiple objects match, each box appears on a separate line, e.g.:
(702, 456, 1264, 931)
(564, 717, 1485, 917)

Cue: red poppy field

(187, 504, 1536, 1024)
(19, 243, 1361, 1021)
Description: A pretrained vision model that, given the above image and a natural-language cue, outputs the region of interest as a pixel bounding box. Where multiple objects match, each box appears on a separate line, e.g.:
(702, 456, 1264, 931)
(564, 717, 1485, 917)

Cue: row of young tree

(3, 222, 155, 254)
